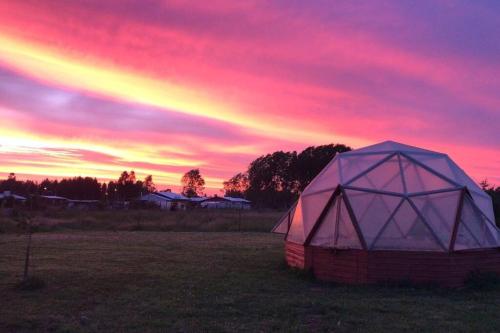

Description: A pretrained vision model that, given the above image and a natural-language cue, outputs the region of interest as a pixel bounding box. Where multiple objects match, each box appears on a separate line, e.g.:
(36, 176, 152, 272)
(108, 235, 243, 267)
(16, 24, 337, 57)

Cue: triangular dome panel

(272, 215, 289, 234)
(411, 190, 461, 248)
(345, 189, 402, 248)
(303, 158, 340, 195)
(339, 153, 391, 184)
(347, 154, 404, 193)
(454, 222, 480, 250)
(300, 190, 335, 241)
(336, 196, 363, 248)
(310, 195, 362, 248)
(372, 199, 444, 251)
(454, 196, 499, 250)
(310, 196, 340, 247)
(405, 153, 455, 181)
(286, 200, 305, 243)
(400, 155, 456, 193)
(272, 202, 297, 234)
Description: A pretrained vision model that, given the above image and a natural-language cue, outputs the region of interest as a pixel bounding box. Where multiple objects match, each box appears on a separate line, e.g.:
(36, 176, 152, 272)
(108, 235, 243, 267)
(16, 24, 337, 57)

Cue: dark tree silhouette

(107, 181, 118, 201)
(40, 179, 58, 196)
(295, 144, 351, 191)
(181, 169, 205, 197)
(481, 179, 500, 227)
(245, 151, 298, 208)
(144, 175, 156, 193)
(57, 177, 101, 200)
(223, 173, 249, 198)
(480, 179, 492, 191)
(114, 170, 152, 200)
(227, 143, 352, 208)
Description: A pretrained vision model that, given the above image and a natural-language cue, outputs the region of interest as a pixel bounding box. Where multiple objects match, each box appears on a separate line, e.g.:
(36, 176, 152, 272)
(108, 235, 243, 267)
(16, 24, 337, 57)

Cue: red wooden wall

(285, 241, 500, 287)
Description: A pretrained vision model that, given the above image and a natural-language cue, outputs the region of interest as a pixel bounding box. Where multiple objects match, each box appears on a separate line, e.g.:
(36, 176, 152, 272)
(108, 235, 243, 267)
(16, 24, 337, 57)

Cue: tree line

(220, 145, 500, 218)
(0, 172, 155, 201)
(0, 143, 350, 206)
(0, 168, 205, 201)
(1, 142, 499, 219)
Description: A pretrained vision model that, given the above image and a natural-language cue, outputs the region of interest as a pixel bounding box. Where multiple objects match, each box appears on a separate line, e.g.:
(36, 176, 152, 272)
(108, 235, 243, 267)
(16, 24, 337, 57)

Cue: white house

(139, 191, 189, 210)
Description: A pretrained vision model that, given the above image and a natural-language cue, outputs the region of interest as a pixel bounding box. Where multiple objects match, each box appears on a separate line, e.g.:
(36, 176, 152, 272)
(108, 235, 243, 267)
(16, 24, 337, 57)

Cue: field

(0, 209, 281, 233)
(1, 226, 500, 332)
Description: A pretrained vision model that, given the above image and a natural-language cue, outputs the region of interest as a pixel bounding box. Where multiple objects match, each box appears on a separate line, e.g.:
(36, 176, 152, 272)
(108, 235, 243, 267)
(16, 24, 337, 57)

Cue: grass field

(1, 231, 499, 332)
(0, 209, 281, 233)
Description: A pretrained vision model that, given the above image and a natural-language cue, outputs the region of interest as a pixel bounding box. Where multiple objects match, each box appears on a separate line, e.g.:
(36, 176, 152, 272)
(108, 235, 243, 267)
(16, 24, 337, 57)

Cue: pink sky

(0, 0, 499, 193)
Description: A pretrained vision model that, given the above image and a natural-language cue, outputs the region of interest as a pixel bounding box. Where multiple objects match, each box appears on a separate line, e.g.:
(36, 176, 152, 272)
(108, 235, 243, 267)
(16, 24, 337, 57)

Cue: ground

(1, 230, 499, 332)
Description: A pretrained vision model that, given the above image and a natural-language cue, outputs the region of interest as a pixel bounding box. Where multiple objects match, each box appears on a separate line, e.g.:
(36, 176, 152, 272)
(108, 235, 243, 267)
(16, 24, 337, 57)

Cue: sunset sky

(0, 1, 499, 193)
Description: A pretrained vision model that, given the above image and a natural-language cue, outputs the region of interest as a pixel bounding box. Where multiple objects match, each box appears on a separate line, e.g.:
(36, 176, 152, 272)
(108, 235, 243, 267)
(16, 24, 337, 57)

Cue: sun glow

(0, 33, 341, 144)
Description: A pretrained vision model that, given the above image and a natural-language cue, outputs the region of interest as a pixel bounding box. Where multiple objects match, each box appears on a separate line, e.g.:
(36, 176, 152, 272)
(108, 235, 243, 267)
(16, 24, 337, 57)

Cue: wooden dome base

(286, 241, 500, 288)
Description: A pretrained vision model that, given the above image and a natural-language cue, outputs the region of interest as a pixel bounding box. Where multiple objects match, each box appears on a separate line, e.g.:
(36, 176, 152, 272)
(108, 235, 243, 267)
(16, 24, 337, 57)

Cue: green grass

(1, 231, 499, 332)
(0, 209, 282, 233)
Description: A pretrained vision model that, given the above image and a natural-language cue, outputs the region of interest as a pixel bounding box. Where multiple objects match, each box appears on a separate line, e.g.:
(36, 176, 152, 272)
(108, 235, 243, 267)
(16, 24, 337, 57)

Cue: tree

(116, 170, 142, 200)
(246, 151, 298, 208)
(481, 179, 500, 227)
(1, 172, 20, 193)
(60, 177, 102, 200)
(40, 179, 58, 196)
(223, 173, 249, 197)
(295, 144, 351, 191)
(107, 181, 118, 201)
(480, 179, 493, 191)
(144, 175, 156, 193)
(181, 169, 205, 197)
(100, 183, 108, 201)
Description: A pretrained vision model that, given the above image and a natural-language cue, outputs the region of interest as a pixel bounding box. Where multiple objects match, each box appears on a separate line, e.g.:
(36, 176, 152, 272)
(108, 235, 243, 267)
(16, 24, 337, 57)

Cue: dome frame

(274, 142, 499, 253)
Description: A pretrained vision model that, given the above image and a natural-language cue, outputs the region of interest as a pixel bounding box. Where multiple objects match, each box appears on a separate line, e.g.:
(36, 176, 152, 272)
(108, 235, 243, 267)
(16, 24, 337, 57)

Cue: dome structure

(274, 141, 499, 252)
(273, 141, 500, 287)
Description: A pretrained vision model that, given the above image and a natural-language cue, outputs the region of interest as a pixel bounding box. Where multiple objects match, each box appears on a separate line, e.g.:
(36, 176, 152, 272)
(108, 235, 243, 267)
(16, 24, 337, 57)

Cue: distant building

(187, 196, 208, 208)
(67, 199, 100, 210)
(138, 191, 189, 210)
(0, 191, 27, 207)
(38, 195, 69, 208)
(201, 196, 251, 209)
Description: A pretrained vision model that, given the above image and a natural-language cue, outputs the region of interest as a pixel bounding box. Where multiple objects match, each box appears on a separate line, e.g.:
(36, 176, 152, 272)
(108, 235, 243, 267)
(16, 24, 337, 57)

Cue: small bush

(15, 276, 46, 291)
(465, 270, 500, 290)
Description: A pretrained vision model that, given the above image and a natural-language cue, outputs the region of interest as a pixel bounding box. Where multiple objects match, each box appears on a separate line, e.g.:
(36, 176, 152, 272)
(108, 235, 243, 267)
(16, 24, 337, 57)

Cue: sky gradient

(0, 0, 499, 193)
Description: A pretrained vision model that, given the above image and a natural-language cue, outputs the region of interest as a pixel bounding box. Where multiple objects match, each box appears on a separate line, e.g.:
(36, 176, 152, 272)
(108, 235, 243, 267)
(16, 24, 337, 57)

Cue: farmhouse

(201, 196, 251, 209)
(273, 141, 500, 287)
(139, 191, 189, 210)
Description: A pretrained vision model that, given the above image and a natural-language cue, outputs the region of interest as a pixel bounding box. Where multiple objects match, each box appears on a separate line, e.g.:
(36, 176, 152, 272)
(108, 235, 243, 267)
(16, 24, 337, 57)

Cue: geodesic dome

(273, 141, 499, 252)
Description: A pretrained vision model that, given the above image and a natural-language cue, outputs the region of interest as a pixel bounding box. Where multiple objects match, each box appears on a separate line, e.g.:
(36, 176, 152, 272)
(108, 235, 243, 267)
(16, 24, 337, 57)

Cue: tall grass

(0, 209, 283, 233)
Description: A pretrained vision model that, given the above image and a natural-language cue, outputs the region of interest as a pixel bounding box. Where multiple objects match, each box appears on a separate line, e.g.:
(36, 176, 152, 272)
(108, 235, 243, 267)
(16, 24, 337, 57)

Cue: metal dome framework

(273, 141, 499, 252)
